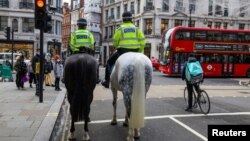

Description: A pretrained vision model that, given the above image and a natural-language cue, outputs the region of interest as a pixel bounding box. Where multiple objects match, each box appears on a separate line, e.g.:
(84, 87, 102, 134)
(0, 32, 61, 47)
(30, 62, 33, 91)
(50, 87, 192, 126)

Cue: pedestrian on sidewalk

(28, 57, 36, 88)
(44, 54, 54, 87)
(32, 48, 43, 96)
(54, 55, 63, 91)
(14, 55, 27, 90)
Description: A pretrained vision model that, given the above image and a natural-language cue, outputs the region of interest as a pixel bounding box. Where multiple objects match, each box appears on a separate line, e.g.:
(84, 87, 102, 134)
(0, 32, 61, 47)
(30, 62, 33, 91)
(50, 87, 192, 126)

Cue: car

(151, 58, 160, 71)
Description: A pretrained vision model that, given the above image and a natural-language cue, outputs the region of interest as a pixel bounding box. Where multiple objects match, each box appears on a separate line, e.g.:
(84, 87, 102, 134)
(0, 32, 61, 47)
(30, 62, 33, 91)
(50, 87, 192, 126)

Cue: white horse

(110, 52, 153, 141)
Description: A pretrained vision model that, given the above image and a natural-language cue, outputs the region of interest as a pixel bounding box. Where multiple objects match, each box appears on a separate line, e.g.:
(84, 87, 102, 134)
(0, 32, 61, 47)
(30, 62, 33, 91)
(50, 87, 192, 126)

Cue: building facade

(0, 0, 63, 60)
(101, 0, 250, 65)
(62, 2, 71, 58)
(84, 0, 102, 59)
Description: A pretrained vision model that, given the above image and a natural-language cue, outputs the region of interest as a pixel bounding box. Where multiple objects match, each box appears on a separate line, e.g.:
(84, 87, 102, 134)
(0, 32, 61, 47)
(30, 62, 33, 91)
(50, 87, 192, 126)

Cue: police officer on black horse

(68, 18, 100, 83)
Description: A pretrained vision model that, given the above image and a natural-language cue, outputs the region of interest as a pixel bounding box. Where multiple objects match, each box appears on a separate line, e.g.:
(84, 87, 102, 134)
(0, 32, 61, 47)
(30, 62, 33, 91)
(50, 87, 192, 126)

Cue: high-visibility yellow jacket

(113, 23, 145, 53)
(70, 29, 94, 53)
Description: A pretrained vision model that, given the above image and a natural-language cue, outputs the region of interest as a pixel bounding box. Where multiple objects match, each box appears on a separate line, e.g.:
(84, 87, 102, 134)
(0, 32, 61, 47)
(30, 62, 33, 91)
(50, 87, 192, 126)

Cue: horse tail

(129, 57, 145, 129)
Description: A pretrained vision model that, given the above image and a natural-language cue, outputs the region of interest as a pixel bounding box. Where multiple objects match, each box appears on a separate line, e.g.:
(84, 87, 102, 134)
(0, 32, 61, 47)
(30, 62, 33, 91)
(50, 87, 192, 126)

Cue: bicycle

(184, 83, 210, 114)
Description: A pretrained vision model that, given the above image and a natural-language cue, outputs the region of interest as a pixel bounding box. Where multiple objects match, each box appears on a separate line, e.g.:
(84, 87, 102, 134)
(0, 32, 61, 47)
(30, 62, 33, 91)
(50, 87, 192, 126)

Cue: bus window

(228, 33, 237, 42)
(175, 31, 191, 40)
(211, 54, 220, 63)
(234, 55, 241, 63)
(175, 31, 184, 40)
(238, 32, 245, 42)
(245, 34, 250, 42)
(243, 55, 250, 63)
(193, 31, 206, 41)
(183, 31, 191, 40)
(204, 54, 211, 63)
(207, 31, 221, 41)
(222, 33, 229, 42)
(214, 32, 222, 41)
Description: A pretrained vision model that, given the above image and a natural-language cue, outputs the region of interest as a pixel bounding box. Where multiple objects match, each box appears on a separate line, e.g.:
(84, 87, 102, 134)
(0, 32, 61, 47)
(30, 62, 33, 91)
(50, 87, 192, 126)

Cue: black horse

(64, 53, 97, 141)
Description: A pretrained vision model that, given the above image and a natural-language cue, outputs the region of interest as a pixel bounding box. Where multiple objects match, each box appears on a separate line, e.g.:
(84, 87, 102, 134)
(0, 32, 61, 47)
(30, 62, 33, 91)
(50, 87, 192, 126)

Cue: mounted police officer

(101, 11, 146, 88)
(69, 18, 100, 83)
(70, 18, 95, 54)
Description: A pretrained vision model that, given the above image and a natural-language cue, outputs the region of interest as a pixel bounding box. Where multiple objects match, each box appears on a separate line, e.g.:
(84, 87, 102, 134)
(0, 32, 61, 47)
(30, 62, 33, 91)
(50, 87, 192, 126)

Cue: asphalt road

(50, 68, 250, 141)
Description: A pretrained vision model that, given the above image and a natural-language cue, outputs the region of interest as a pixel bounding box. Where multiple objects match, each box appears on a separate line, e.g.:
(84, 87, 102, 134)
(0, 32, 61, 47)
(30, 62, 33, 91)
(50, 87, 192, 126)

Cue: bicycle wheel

(184, 87, 196, 107)
(198, 90, 210, 114)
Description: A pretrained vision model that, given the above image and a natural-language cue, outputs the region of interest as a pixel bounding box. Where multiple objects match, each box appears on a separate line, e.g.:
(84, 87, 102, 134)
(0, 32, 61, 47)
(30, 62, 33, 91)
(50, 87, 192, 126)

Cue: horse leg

(82, 119, 90, 141)
(123, 98, 131, 127)
(111, 88, 118, 125)
(68, 113, 76, 140)
(123, 112, 129, 127)
(134, 128, 140, 139)
(82, 92, 92, 141)
(127, 128, 134, 141)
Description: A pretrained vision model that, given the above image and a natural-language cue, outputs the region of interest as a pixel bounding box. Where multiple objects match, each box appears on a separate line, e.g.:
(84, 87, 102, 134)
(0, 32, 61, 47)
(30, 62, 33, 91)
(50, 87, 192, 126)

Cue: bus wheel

(246, 69, 250, 78)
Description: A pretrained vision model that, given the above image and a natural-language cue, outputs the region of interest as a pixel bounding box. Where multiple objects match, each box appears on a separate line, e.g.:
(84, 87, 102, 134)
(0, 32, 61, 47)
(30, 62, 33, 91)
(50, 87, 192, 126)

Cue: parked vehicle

(0, 53, 21, 66)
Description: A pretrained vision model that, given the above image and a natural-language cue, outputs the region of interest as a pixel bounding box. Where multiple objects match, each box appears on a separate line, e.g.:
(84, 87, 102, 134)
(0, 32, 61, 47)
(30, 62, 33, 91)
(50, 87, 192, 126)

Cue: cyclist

(182, 53, 203, 112)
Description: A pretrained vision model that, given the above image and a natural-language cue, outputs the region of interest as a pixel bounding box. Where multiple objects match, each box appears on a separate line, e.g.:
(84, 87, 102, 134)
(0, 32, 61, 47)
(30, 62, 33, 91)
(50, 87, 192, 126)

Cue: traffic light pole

(11, 29, 14, 71)
(39, 27, 44, 103)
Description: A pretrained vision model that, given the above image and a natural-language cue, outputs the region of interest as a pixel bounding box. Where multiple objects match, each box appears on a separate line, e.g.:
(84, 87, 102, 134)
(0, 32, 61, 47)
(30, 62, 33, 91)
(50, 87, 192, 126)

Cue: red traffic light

(36, 0, 45, 8)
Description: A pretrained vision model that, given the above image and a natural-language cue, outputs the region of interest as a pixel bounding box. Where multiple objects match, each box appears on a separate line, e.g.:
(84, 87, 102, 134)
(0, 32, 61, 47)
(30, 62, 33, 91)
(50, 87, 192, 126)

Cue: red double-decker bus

(159, 26, 250, 77)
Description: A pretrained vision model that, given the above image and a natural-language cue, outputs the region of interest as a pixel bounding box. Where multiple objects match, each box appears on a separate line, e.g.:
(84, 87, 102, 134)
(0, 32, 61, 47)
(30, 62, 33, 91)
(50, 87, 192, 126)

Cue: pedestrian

(101, 11, 146, 88)
(28, 57, 36, 88)
(54, 55, 63, 91)
(32, 48, 43, 96)
(182, 53, 203, 112)
(44, 55, 54, 87)
(14, 55, 27, 90)
(69, 18, 100, 83)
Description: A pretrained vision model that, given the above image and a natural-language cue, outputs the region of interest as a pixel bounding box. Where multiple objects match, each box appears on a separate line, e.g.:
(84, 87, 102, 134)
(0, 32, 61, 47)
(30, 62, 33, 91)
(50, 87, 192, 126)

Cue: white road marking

(169, 117, 207, 141)
(73, 112, 250, 140)
(61, 104, 70, 141)
(75, 112, 250, 124)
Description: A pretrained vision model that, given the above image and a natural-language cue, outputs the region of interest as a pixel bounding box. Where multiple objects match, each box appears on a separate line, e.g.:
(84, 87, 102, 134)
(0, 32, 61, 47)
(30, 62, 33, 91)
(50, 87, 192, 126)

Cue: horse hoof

(68, 134, 76, 140)
(123, 122, 128, 127)
(134, 136, 140, 140)
(111, 121, 117, 125)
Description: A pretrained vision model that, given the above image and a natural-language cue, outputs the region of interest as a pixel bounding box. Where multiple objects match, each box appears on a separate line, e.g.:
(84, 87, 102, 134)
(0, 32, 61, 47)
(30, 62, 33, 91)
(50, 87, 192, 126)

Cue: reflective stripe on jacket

(70, 29, 94, 52)
(113, 23, 145, 53)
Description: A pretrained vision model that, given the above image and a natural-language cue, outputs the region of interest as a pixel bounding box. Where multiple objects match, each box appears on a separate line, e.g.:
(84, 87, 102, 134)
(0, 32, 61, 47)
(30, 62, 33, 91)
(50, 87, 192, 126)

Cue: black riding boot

(101, 65, 110, 88)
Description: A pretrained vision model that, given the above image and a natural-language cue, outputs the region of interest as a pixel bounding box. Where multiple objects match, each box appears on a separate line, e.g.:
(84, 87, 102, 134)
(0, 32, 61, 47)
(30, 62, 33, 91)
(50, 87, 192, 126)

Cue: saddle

(75, 47, 95, 56)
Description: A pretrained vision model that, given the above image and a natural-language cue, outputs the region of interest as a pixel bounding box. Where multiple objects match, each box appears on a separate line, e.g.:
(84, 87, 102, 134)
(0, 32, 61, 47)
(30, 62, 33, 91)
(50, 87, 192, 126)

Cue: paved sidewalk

(0, 82, 66, 141)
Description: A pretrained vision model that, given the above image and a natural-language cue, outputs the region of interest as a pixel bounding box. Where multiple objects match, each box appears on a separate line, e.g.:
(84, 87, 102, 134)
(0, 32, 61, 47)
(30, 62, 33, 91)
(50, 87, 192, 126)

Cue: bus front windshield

(160, 28, 174, 65)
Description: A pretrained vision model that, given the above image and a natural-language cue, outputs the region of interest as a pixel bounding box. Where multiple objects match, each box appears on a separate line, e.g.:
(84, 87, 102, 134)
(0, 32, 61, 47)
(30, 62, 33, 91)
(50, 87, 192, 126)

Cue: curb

(32, 88, 66, 141)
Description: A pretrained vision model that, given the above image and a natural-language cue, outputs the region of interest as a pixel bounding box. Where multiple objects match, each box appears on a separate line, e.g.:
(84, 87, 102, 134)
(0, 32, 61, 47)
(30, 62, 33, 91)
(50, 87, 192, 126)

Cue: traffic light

(35, 0, 46, 29)
(44, 13, 52, 33)
(4, 27, 10, 41)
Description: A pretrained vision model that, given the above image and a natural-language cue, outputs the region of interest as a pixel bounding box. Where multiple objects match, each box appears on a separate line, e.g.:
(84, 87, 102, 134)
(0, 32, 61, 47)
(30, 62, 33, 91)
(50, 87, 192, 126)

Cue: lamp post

(11, 29, 14, 70)
(189, 7, 192, 27)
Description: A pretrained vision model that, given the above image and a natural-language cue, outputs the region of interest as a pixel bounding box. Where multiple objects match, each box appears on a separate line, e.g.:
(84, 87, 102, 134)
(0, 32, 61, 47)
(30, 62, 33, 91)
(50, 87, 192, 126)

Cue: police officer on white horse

(101, 11, 146, 88)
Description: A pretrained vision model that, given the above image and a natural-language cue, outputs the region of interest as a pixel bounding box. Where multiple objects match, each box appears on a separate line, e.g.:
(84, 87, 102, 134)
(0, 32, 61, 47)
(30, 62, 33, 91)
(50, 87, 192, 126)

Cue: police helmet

(122, 12, 133, 20)
(77, 18, 87, 26)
